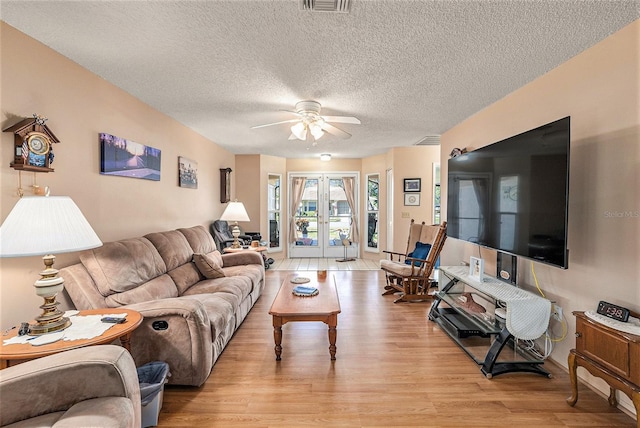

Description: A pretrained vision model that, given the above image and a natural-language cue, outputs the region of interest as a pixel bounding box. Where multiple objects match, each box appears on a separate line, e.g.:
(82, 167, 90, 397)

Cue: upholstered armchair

(210, 220, 261, 250)
(0, 345, 141, 427)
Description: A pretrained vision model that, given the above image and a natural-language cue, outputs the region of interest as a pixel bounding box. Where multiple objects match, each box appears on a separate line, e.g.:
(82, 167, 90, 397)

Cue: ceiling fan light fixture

(309, 122, 325, 140)
(291, 122, 307, 140)
(320, 153, 331, 161)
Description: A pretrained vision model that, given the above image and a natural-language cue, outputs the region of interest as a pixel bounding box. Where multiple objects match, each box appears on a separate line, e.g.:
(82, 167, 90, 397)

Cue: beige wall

(0, 23, 235, 328)
(440, 21, 639, 416)
(389, 146, 441, 253)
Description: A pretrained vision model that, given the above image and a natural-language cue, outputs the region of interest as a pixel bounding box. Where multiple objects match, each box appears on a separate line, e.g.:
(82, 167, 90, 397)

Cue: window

(267, 174, 281, 249)
(366, 173, 379, 251)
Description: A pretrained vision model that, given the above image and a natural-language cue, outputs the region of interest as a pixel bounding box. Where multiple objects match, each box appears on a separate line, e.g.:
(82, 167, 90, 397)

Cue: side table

(0, 308, 143, 369)
(567, 311, 639, 428)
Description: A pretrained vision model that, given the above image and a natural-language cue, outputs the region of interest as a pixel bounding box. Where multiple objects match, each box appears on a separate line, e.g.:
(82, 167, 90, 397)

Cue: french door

(289, 172, 359, 258)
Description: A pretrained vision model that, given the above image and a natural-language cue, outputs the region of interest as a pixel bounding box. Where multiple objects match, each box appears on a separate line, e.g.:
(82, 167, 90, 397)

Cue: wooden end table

(222, 245, 267, 253)
(269, 273, 341, 360)
(0, 308, 143, 369)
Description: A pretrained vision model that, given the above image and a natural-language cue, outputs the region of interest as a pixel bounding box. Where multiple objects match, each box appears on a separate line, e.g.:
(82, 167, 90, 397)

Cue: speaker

(497, 252, 517, 285)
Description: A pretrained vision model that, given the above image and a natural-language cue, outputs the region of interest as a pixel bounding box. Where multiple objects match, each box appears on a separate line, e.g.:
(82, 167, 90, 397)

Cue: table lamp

(0, 195, 102, 335)
(220, 201, 250, 248)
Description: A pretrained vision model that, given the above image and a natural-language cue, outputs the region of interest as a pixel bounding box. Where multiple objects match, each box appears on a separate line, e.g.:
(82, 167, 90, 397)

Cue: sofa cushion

(179, 225, 217, 253)
(53, 397, 135, 428)
(145, 230, 194, 271)
(105, 273, 178, 307)
(193, 251, 226, 279)
(3, 411, 64, 427)
(182, 294, 236, 340)
(80, 237, 168, 296)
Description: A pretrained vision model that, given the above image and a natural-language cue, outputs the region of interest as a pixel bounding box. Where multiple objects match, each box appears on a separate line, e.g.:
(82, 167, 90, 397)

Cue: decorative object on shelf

(469, 256, 484, 283)
(292, 285, 319, 297)
(0, 195, 102, 335)
(4, 114, 60, 172)
(403, 178, 421, 192)
(220, 200, 250, 248)
(456, 292, 486, 313)
(220, 168, 232, 203)
(178, 156, 198, 189)
(99, 133, 161, 181)
(290, 277, 311, 284)
(404, 193, 420, 206)
(449, 147, 468, 158)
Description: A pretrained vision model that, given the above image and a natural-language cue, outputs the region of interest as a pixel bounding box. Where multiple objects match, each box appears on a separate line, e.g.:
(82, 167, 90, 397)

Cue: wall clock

(220, 168, 232, 203)
(3, 115, 60, 172)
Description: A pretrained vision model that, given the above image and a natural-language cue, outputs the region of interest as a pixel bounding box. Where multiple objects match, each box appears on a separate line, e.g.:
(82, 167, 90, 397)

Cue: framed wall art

(100, 133, 161, 181)
(178, 156, 198, 188)
(404, 193, 420, 206)
(403, 178, 421, 192)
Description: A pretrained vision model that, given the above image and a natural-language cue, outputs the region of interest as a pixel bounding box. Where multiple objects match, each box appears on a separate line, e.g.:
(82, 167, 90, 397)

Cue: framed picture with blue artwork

(100, 133, 161, 181)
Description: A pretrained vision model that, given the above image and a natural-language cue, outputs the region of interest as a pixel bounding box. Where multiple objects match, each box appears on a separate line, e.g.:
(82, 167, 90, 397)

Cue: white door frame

(288, 172, 359, 258)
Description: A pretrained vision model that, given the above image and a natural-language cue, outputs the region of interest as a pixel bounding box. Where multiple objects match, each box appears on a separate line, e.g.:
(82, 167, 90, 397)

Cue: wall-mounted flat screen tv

(447, 117, 570, 269)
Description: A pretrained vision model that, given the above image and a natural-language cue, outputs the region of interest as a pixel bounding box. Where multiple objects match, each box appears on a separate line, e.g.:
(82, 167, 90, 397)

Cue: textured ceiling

(1, 1, 638, 159)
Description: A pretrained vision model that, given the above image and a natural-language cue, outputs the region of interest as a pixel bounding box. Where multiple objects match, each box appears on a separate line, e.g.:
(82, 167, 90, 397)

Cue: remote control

(101, 317, 127, 324)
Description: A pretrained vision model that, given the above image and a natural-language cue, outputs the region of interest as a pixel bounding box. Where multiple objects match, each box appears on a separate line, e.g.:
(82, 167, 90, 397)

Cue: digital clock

(596, 301, 630, 322)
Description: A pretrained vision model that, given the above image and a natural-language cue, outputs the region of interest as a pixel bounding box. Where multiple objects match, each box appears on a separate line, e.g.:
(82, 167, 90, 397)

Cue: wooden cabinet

(567, 311, 639, 427)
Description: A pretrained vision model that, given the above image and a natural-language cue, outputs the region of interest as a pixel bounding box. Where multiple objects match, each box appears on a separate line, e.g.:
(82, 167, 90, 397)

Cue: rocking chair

(380, 220, 447, 303)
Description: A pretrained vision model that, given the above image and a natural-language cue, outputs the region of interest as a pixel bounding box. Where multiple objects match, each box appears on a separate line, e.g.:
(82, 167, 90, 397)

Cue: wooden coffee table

(269, 273, 341, 360)
(0, 308, 142, 369)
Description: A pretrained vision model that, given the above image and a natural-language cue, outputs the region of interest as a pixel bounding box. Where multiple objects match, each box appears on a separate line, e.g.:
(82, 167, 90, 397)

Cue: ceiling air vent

(301, 0, 351, 13)
(414, 135, 441, 146)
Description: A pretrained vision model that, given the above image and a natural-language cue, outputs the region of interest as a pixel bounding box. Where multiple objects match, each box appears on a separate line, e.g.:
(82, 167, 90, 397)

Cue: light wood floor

(159, 270, 636, 427)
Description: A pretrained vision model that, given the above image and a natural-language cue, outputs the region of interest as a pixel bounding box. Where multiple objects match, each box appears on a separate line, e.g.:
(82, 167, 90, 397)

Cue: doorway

(288, 173, 359, 258)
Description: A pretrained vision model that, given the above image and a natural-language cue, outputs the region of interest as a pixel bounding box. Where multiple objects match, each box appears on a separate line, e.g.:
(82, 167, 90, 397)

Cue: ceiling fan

(251, 100, 361, 141)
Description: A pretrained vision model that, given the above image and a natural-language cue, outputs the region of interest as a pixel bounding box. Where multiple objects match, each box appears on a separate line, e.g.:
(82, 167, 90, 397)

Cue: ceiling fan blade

(320, 115, 361, 125)
(279, 109, 304, 117)
(251, 119, 300, 129)
(320, 122, 351, 139)
(288, 133, 298, 140)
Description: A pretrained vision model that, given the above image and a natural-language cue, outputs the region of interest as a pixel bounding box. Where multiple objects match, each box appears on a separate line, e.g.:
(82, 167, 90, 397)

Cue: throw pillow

(406, 242, 432, 266)
(193, 251, 226, 279)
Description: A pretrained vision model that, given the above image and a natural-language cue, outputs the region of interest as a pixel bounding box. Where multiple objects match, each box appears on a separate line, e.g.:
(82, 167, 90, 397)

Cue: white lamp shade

(220, 201, 250, 223)
(309, 122, 325, 140)
(290, 122, 307, 141)
(0, 196, 102, 257)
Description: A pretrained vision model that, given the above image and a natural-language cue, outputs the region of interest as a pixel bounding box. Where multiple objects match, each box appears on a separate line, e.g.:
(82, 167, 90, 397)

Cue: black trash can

(137, 361, 170, 427)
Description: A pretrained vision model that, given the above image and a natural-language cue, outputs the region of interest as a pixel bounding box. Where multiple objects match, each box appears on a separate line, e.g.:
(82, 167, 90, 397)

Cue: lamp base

(231, 223, 242, 248)
(29, 316, 71, 335)
(28, 254, 72, 336)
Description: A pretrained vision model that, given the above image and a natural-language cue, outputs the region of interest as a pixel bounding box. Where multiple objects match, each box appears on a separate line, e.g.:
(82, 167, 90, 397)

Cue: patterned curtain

(289, 177, 306, 243)
(342, 177, 360, 244)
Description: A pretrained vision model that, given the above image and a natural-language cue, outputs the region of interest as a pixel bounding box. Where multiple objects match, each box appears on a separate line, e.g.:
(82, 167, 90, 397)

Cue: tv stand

(429, 266, 552, 379)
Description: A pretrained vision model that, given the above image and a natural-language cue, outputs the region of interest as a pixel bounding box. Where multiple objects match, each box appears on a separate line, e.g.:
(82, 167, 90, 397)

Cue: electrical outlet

(552, 303, 563, 321)
(401, 212, 410, 218)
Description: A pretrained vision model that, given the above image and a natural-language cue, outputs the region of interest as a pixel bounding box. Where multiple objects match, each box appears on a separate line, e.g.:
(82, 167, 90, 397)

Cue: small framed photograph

(404, 178, 421, 192)
(178, 156, 198, 188)
(404, 193, 420, 206)
(469, 256, 484, 282)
